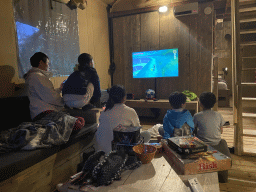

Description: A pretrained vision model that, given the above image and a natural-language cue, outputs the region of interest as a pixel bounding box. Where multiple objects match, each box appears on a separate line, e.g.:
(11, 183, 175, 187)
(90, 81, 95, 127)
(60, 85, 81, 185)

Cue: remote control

(188, 178, 204, 192)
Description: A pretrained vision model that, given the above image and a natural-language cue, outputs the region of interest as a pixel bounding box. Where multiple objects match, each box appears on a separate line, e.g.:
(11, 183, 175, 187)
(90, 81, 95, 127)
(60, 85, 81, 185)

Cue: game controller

(188, 178, 204, 192)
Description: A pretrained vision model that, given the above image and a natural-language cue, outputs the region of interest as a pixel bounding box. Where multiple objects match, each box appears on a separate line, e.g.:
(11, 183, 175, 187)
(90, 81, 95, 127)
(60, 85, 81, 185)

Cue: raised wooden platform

(140, 107, 256, 191)
(63, 108, 102, 124)
(57, 155, 219, 192)
(0, 132, 96, 192)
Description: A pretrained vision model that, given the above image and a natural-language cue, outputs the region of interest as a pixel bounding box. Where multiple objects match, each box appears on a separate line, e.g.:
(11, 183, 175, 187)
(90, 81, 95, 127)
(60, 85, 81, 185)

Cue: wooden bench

(0, 96, 101, 192)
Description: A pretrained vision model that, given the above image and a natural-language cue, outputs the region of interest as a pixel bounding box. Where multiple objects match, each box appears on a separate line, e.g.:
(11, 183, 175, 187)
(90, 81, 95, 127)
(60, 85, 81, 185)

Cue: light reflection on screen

(16, 21, 39, 45)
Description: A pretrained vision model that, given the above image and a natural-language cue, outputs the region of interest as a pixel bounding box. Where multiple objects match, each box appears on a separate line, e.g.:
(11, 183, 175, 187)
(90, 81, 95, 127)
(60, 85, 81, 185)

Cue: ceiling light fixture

(159, 6, 168, 13)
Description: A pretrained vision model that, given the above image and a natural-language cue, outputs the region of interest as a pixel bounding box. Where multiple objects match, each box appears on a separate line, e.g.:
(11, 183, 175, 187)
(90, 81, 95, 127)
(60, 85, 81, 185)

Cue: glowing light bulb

(159, 6, 168, 13)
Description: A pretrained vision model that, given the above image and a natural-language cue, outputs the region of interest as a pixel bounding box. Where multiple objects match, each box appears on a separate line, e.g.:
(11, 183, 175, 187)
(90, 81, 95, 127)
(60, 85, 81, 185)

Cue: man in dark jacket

(62, 53, 101, 110)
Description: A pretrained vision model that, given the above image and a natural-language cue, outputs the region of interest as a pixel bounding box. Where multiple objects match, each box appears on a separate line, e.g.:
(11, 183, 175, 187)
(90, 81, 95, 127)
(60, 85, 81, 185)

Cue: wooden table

(125, 99, 199, 114)
(57, 155, 219, 192)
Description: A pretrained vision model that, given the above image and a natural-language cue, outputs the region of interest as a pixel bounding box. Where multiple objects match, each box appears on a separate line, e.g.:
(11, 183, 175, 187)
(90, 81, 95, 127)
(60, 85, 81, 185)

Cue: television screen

(132, 48, 179, 78)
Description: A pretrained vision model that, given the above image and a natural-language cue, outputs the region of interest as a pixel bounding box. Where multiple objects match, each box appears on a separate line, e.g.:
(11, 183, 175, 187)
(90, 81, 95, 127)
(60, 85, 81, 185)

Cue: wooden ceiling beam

(109, 0, 228, 18)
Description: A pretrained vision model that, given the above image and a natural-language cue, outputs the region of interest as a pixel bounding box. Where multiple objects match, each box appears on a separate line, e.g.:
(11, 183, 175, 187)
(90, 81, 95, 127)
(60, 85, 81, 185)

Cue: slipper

(92, 151, 128, 186)
(223, 121, 230, 126)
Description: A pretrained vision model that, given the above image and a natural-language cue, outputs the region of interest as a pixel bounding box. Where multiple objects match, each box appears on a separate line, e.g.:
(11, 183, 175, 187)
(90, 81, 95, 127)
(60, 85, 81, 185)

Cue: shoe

(224, 121, 230, 126)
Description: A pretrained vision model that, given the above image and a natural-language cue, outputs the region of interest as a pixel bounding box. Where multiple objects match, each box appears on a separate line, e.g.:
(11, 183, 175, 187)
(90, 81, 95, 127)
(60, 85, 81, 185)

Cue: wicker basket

(133, 144, 157, 164)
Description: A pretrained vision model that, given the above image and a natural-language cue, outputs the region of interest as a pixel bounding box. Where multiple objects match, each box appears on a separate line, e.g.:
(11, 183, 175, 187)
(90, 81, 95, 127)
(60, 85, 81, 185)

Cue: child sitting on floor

(159, 91, 194, 139)
(193, 92, 231, 183)
(95, 85, 151, 153)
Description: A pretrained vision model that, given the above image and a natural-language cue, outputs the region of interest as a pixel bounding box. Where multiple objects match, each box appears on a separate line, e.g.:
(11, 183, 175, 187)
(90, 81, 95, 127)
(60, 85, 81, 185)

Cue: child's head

(105, 84, 126, 111)
(199, 92, 216, 109)
(30, 52, 49, 68)
(169, 91, 187, 109)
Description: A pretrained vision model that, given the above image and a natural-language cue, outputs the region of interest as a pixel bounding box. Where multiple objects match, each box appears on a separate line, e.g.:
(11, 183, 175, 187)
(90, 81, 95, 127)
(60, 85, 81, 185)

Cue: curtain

(13, 0, 80, 77)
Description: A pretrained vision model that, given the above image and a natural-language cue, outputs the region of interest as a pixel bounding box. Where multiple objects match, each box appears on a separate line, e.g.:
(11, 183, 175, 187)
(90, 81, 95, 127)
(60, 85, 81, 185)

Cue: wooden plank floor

(218, 107, 256, 153)
(56, 156, 192, 192)
(140, 107, 256, 192)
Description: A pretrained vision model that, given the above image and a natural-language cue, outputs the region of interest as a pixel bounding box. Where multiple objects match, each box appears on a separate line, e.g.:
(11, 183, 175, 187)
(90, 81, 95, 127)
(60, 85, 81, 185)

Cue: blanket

(0, 111, 77, 153)
(147, 124, 163, 137)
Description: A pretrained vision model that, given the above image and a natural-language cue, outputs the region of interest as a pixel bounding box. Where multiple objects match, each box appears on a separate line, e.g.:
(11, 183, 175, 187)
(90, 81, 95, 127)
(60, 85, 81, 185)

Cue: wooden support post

(213, 57, 218, 112)
(232, 0, 243, 156)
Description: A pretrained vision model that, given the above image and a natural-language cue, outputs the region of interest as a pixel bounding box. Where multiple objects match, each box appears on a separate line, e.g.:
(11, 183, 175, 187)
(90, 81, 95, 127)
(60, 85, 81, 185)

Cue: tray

(167, 136, 207, 156)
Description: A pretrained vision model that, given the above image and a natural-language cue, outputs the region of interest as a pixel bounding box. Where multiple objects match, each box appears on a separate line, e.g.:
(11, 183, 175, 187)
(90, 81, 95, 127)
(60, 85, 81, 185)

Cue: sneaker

(224, 121, 230, 126)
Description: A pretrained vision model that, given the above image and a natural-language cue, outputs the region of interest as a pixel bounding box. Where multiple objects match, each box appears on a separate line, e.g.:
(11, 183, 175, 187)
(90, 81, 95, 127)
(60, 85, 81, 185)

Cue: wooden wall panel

(135, 12, 159, 98)
(194, 2, 213, 95)
(113, 17, 125, 86)
(123, 15, 141, 95)
(113, 15, 142, 97)
(173, 16, 190, 93)
(215, 21, 232, 52)
(158, 8, 190, 98)
(112, 2, 213, 99)
(189, 13, 201, 95)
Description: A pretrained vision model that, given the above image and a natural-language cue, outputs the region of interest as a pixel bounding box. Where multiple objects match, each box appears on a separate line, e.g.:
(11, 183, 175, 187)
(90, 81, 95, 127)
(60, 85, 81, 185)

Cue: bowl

(133, 144, 157, 164)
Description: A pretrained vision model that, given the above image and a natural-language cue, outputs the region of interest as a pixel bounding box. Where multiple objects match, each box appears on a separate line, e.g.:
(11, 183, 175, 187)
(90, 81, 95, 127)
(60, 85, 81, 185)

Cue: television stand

(125, 99, 199, 116)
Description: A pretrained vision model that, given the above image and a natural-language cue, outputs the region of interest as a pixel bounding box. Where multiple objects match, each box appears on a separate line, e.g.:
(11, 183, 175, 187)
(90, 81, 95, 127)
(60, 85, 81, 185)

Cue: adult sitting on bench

(24, 52, 84, 130)
(62, 53, 101, 110)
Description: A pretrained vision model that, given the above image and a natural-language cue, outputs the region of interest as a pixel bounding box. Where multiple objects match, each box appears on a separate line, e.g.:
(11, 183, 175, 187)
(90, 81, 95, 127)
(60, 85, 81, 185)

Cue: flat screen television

(132, 48, 179, 78)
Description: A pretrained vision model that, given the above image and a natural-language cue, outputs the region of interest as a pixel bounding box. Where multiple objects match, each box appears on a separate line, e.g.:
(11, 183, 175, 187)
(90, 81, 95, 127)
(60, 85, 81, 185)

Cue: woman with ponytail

(95, 85, 150, 153)
(62, 53, 101, 110)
